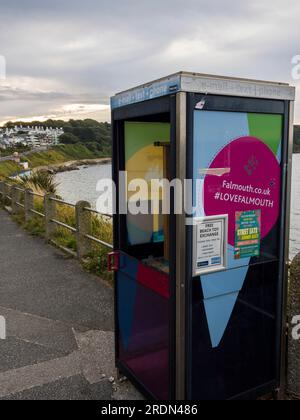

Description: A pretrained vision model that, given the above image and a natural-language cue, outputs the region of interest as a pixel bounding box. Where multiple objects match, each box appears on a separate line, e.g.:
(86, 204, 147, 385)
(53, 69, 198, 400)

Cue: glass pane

(117, 253, 170, 400)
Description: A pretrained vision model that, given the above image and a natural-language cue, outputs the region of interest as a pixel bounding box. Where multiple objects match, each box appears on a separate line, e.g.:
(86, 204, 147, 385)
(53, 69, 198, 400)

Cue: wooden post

(44, 194, 56, 241)
(76, 201, 92, 261)
(24, 189, 34, 223)
(287, 253, 300, 399)
(11, 186, 23, 215)
(5, 183, 10, 200)
(4, 184, 12, 212)
(0, 181, 4, 201)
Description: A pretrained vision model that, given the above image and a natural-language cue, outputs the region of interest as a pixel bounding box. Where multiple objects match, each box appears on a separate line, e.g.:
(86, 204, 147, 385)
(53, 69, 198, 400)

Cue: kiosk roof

(111, 71, 295, 110)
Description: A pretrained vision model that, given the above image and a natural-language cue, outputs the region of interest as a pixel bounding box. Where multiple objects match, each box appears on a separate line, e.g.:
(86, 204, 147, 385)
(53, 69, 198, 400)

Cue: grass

(51, 205, 113, 281)
(82, 246, 113, 283)
(0, 193, 11, 207)
(52, 204, 77, 253)
(0, 143, 109, 180)
(25, 144, 106, 167)
(0, 161, 21, 179)
(25, 216, 45, 237)
(83, 214, 113, 282)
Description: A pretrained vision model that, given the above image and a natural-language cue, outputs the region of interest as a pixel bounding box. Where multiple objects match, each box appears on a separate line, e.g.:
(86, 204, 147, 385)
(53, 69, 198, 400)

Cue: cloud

(0, 103, 110, 125)
(0, 0, 300, 123)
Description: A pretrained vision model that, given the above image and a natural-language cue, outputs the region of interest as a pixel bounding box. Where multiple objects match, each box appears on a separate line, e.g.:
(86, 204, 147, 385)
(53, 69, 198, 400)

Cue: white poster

(193, 215, 228, 276)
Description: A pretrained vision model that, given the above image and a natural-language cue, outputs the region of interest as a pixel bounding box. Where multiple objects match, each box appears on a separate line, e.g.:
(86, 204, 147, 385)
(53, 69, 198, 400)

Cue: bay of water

(55, 156, 300, 258)
(55, 164, 112, 210)
(290, 154, 300, 258)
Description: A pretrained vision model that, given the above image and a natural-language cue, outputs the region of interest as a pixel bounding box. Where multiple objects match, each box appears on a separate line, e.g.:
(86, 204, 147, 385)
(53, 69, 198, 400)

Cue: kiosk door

(113, 119, 174, 400)
(115, 252, 170, 400)
(188, 95, 288, 400)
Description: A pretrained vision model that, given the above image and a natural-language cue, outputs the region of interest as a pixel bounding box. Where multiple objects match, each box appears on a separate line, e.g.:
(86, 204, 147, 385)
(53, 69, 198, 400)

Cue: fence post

(44, 194, 56, 241)
(24, 189, 34, 223)
(3, 183, 12, 212)
(287, 253, 300, 399)
(0, 181, 4, 199)
(2, 183, 6, 201)
(11, 187, 22, 215)
(76, 201, 92, 260)
(4, 183, 10, 200)
(0, 181, 4, 203)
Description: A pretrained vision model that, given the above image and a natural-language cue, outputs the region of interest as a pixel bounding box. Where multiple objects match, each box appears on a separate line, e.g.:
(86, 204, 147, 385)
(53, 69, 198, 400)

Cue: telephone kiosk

(109, 72, 295, 400)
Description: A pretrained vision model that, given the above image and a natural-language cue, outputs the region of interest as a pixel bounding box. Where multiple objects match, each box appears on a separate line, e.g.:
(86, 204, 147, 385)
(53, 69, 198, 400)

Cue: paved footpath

(0, 210, 142, 400)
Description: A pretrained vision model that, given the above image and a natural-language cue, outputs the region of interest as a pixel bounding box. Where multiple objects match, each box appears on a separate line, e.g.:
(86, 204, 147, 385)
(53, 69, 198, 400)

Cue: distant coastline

(34, 157, 111, 175)
(0, 143, 111, 180)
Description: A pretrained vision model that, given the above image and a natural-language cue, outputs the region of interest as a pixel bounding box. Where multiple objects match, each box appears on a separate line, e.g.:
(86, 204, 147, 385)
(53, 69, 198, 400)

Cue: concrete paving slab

(0, 211, 114, 332)
(0, 210, 143, 400)
(0, 337, 66, 373)
(1, 374, 112, 400)
(0, 306, 80, 354)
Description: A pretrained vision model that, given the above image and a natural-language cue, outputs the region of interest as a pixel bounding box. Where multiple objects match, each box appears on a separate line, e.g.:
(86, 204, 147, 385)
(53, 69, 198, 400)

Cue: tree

(2, 118, 112, 153)
(59, 133, 80, 145)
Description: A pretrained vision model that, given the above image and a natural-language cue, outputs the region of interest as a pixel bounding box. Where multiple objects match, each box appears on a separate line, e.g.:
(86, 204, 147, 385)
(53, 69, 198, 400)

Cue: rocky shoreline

(34, 157, 111, 175)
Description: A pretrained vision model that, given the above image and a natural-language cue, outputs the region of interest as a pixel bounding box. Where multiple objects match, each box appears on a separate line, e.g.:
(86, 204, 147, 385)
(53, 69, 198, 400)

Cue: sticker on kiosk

(234, 210, 261, 259)
(193, 215, 228, 276)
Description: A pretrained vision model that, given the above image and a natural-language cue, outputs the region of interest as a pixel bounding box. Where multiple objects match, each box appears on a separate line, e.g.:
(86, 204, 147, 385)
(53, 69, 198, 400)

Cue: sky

(0, 0, 300, 124)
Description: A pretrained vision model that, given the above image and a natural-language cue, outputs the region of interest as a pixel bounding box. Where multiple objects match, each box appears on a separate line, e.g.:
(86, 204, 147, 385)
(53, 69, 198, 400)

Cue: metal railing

(0, 181, 113, 260)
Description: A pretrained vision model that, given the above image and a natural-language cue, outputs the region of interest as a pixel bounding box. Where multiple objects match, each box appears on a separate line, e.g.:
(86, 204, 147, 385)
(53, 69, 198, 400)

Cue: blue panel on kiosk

(204, 292, 240, 348)
(201, 261, 249, 300)
(276, 142, 282, 163)
(201, 264, 249, 348)
(111, 74, 181, 109)
(117, 255, 139, 350)
(193, 110, 249, 177)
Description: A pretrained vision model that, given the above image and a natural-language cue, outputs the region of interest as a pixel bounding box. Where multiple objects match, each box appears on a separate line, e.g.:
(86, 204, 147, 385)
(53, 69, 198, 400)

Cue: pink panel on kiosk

(204, 136, 281, 246)
(137, 264, 170, 299)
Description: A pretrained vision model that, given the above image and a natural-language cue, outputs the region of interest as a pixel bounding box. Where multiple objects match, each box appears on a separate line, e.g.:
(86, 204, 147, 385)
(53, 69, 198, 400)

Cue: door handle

(108, 251, 120, 272)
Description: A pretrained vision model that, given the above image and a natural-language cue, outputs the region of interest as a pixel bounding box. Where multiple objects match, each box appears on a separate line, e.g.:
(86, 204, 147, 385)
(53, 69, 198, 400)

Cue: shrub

(20, 171, 58, 195)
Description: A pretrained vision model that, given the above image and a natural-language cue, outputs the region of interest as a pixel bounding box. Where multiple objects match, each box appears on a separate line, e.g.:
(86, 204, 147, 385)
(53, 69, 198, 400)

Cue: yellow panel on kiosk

(124, 122, 170, 245)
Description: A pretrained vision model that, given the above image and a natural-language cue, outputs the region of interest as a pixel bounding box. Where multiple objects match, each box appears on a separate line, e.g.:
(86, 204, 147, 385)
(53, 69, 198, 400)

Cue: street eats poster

(234, 210, 261, 259)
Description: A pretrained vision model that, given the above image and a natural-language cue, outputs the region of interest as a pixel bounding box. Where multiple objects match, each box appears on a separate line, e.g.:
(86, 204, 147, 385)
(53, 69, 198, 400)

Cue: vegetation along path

(0, 210, 142, 400)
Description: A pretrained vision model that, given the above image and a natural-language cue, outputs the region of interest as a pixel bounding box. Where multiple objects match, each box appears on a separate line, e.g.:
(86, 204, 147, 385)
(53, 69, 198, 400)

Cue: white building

(0, 125, 64, 149)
